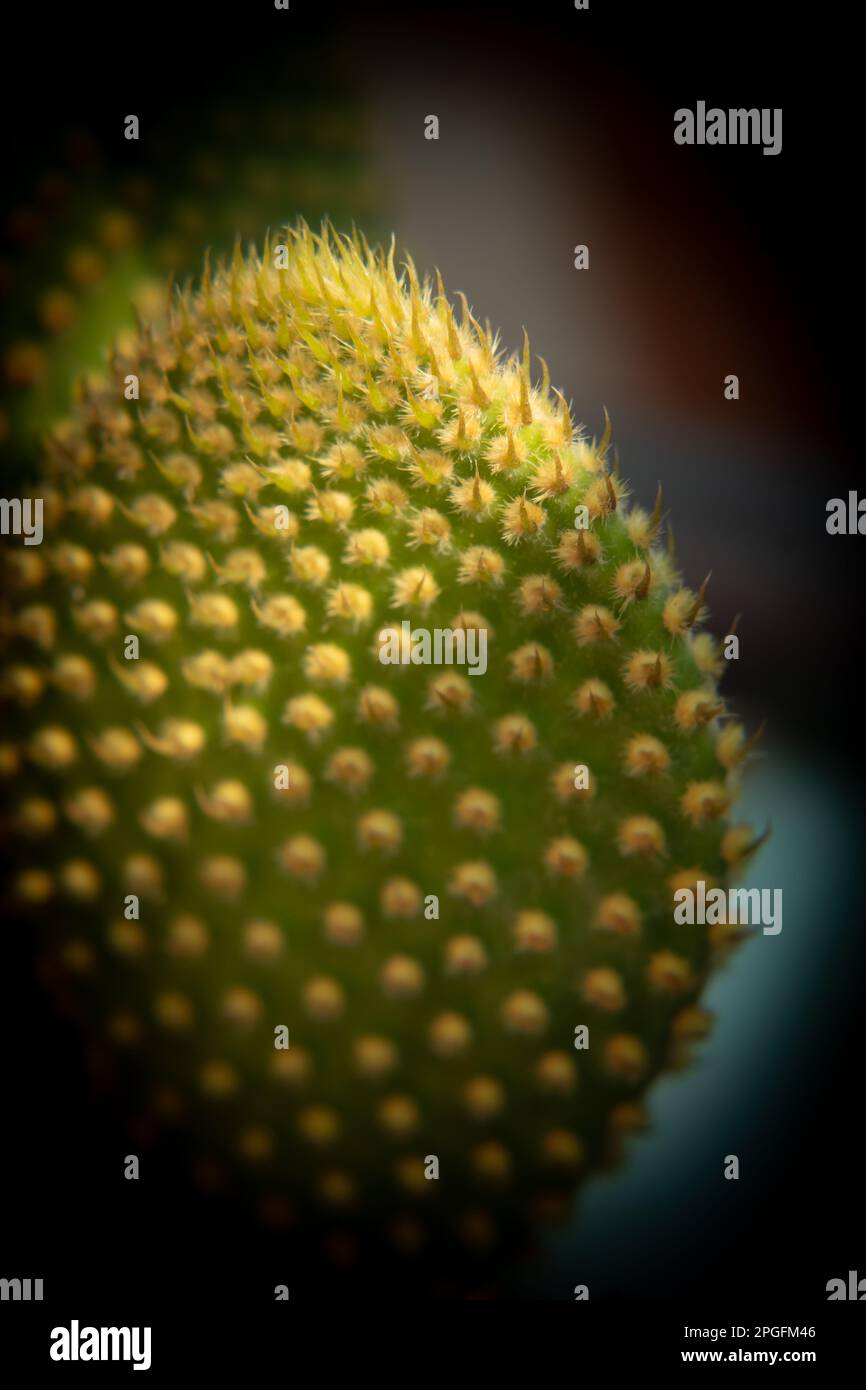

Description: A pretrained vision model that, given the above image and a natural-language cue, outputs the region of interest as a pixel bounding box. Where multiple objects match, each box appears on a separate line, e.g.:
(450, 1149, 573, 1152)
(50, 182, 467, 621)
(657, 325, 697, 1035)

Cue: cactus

(0, 61, 380, 455)
(0, 223, 763, 1287)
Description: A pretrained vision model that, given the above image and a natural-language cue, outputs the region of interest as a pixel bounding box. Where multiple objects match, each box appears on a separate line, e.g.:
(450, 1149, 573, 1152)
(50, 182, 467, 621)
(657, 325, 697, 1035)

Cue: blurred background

(1, 0, 862, 1305)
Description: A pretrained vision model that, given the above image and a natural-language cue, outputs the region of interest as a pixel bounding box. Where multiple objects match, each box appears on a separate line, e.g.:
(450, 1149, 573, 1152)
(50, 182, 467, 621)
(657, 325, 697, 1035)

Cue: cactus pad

(0, 223, 762, 1286)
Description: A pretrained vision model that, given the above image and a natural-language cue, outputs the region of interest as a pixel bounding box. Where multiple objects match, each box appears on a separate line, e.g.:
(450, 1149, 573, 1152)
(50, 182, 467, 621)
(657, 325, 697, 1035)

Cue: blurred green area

(0, 61, 386, 468)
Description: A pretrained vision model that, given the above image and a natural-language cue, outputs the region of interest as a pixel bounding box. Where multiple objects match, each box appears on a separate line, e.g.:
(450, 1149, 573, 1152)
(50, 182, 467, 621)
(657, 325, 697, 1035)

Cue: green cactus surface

(0, 223, 763, 1283)
(0, 71, 380, 455)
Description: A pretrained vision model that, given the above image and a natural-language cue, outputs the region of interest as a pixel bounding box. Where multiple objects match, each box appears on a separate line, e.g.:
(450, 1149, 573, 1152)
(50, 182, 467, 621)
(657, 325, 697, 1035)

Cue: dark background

(1, 0, 863, 1346)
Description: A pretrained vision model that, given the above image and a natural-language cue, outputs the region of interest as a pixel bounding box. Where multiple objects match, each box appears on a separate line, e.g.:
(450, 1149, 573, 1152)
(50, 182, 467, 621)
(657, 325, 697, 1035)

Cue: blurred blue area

(507, 746, 860, 1298)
